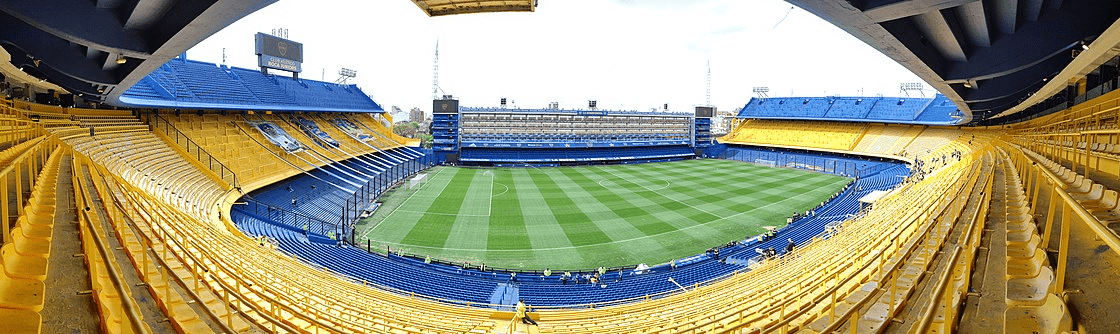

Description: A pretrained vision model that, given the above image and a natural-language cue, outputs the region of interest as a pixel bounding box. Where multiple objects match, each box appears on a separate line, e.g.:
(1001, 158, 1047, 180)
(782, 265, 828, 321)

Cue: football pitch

(356, 159, 850, 270)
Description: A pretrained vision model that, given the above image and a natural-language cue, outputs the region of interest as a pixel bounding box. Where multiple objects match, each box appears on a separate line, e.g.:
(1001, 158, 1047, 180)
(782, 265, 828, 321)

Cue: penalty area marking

(492, 182, 510, 197)
(363, 167, 450, 237)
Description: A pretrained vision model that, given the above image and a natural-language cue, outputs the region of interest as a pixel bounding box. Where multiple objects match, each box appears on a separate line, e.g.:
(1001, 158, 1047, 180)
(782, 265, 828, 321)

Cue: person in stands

(786, 238, 796, 253)
(516, 299, 538, 326)
(543, 268, 551, 281)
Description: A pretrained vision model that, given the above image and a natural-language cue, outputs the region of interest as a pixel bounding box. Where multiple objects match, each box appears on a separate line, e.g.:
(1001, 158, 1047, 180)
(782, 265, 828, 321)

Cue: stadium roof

(0, 0, 275, 104)
(411, 0, 535, 17)
(117, 57, 384, 112)
(788, 0, 1120, 123)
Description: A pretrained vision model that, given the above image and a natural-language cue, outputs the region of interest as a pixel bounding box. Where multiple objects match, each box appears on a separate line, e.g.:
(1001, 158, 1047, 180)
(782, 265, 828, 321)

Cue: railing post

(1042, 187, 1059, 247)
(1055, 203, 1072, 294)
(1, 176, 8, 245)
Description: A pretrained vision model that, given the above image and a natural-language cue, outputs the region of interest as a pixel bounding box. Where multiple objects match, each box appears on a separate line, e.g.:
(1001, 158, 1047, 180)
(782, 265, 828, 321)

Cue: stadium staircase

(489, 283, 520, 307)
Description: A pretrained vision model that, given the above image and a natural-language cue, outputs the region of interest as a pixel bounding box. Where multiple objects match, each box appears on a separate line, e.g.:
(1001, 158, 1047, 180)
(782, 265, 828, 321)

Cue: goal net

(408, 174, 428, 190)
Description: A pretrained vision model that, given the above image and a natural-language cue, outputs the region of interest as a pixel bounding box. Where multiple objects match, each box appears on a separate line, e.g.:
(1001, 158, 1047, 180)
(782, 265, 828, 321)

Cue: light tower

(753, 87, 769, 98)
(335, 68, 357, 84)
(706, 59, 712, 106)
(900, 82, 925, 97)
(432, 40, 439, 100)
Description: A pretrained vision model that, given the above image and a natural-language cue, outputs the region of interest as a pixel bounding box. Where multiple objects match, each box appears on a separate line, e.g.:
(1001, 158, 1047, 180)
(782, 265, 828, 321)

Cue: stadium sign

(255, 33, 303, 73)
(259, 55, 301, 72)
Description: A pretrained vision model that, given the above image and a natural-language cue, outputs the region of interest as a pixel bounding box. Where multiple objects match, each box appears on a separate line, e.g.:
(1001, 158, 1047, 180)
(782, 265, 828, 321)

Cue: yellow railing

(911, 148, 994, 333)
(1, 136, 51, 245)
(812, 146, 989, 333)
(1010, 144, 1120, 263)
(74, 170, 153, 334)
(4, 99, 1013, 333)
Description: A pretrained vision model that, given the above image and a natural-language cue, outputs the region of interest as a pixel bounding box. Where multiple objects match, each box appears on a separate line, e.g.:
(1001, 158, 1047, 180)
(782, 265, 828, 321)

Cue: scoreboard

(255, 33, 303, 73)
(695, 106, 714, 118)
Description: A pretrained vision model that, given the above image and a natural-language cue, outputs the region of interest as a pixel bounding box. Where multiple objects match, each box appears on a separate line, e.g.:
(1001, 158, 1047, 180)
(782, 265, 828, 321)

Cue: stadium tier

(5, 94, 1119, 332)
(117, 56, 383, 112)
(438, 107, 711, 165)
(4, 0, 1120, 331)
(737, 94, 963, 125)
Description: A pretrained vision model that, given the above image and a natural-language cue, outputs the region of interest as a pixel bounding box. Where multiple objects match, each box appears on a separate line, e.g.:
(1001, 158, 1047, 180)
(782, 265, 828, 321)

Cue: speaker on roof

(501, 98, 507, 108)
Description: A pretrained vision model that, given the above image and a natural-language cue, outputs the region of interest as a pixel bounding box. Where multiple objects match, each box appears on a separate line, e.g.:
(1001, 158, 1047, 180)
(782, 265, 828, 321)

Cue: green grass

(355, 159, 850, 270)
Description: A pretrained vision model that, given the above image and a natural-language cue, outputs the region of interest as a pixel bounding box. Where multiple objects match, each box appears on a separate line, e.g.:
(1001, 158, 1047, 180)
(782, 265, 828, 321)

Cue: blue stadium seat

(736, 95, 960, 125)
(231, 145, 910, 307)
(118, 57, 383, 112)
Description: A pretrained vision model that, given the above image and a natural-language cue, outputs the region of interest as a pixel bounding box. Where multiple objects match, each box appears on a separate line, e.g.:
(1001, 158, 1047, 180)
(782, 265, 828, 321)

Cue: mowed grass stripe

(399, 169, 473, 247)
(598, 163, 746, 218)
(562, 167, 714, 262)
(363, 159, 855, 269)
(361, 166, 456, 242)
(527, 169, 613, 246)
(590, 165, 727, 222)
(565, 167, 707, 237)
(487, 170, 533, 250)
(543, 168, 669, 267)
(621, 162, 844, 217)
(442, 170, 496, 251)
(553, 168, 676, 240)
(512, 169, 585, 267)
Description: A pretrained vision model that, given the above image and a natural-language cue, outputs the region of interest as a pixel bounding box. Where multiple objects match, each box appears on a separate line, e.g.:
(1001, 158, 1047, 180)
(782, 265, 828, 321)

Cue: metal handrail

(74, 161, 153, 334)
(1015, 145, 1120, 253)
(145, 113, 239, 189)
(233, 198, 338, 235)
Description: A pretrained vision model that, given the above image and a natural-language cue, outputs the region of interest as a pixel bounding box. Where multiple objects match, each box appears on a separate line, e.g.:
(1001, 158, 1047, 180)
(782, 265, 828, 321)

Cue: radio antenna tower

(705, 59, 712, 106)
(432, 39, 439, 100)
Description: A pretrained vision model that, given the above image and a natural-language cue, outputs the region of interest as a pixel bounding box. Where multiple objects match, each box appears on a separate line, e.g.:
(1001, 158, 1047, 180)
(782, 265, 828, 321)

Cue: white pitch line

(367, 179, 848, 252)
(486, 170, 495, 217)
(393, 209, 492, 217)
(492, 182, 510, 198)
(365, 167, 450, 236)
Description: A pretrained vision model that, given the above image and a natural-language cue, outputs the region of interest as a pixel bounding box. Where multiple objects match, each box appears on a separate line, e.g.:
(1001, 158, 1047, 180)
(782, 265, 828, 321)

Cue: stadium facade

(1, 1, 1119, 333)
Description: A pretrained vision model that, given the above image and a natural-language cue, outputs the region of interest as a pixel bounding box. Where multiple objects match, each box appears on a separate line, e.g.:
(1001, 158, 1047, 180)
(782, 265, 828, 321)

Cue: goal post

(409, 174, 428, 190)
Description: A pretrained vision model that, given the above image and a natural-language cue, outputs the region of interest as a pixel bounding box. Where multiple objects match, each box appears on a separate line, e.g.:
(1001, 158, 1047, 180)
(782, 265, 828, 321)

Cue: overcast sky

(187, 0, 928, 114)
